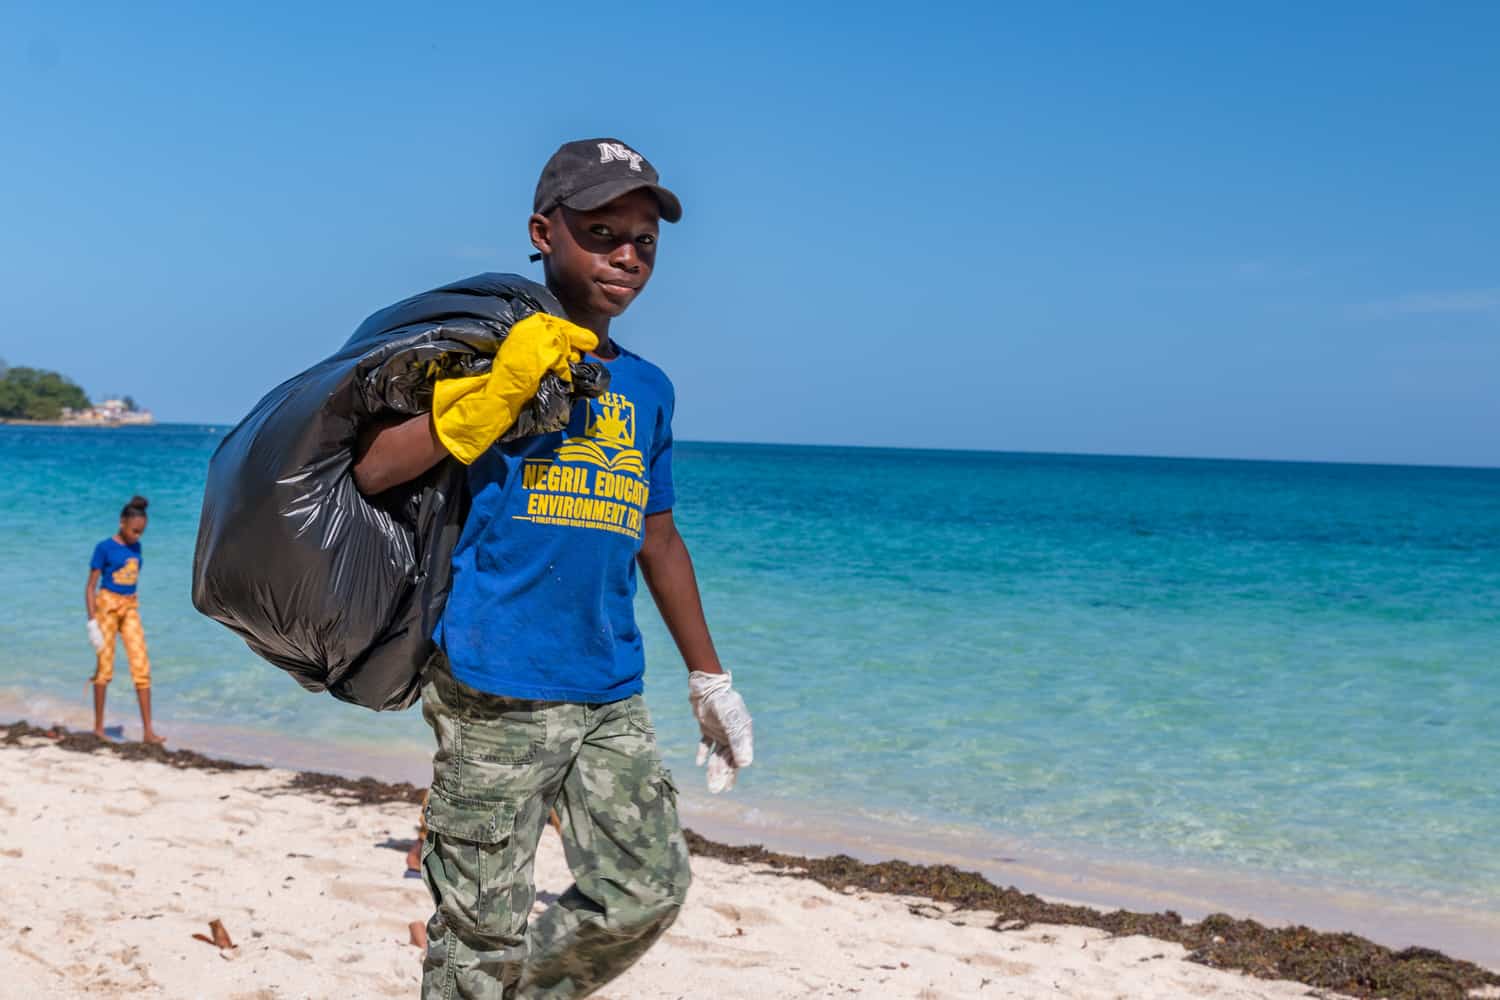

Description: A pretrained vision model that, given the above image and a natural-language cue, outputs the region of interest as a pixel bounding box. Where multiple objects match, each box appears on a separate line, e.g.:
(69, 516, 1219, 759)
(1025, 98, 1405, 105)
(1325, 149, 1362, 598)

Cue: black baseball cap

(533, 138, 683, 224)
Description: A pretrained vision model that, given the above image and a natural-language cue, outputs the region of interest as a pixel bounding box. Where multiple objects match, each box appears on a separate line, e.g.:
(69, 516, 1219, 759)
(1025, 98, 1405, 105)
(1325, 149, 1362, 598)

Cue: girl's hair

(121, 495, 149, 520)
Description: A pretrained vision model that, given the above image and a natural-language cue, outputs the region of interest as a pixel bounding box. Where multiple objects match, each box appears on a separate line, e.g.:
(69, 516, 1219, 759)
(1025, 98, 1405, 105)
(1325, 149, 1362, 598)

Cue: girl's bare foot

(93, 728, 108, 740)
(143, 730, 166, 745)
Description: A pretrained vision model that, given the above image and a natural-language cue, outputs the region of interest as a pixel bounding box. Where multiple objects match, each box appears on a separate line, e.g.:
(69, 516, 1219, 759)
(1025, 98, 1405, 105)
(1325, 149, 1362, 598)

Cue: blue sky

(2, 2, 1496, 466)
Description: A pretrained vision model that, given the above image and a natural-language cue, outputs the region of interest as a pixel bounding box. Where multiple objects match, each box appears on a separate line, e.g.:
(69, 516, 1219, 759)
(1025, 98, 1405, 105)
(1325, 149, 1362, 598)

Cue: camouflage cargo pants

(419, 659, 692, 1000)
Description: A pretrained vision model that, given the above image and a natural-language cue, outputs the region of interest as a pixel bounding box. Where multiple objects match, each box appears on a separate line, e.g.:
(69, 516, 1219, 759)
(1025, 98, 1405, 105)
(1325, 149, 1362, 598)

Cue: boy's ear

(528, 212, 552, 256)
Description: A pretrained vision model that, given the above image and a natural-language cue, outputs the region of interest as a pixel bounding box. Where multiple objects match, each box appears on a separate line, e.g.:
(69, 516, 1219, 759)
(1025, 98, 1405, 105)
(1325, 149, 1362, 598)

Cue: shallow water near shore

(3, 424, 1498, 963)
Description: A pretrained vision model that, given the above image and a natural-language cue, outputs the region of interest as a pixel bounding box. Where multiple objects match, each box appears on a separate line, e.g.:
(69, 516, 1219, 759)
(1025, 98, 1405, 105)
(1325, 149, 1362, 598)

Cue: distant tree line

(0, 360, 92, 420)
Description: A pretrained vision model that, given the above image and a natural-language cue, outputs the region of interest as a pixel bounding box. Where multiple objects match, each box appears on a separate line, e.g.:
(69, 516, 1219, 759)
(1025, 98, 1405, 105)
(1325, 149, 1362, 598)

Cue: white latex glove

(688, 670, 754, 794)
(86, 619, 105, 654)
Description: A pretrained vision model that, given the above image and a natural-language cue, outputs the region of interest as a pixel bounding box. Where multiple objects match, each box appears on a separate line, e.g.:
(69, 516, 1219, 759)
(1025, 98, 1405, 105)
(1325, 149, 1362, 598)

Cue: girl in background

(85, 495, 165, 744)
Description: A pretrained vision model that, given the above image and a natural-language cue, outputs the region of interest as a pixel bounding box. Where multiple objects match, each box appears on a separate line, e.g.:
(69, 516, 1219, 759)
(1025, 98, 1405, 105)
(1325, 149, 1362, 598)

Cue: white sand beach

(0, 732, 1390, 1000)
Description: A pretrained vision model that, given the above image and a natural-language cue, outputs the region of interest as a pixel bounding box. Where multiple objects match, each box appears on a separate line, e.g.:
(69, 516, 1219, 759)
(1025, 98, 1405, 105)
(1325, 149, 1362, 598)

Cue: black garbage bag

(192, 273, 608, 711)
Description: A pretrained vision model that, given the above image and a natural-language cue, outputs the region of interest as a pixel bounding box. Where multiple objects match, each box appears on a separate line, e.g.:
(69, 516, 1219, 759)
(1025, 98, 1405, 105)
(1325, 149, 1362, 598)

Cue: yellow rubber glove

(432, 313, 598, 464)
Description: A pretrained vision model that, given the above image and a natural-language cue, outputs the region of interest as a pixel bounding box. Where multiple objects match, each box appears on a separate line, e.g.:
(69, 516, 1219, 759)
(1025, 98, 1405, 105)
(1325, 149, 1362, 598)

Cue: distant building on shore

(61, 397, 155, 426)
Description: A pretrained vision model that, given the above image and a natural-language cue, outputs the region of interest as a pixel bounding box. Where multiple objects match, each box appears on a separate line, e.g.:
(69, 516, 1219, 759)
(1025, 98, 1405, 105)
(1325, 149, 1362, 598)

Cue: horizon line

(10, 421, 1496, 473)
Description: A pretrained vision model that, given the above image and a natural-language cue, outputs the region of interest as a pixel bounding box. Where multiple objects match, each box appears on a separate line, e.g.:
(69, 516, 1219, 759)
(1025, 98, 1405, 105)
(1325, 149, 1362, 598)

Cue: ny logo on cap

(598, 142, 644, 172)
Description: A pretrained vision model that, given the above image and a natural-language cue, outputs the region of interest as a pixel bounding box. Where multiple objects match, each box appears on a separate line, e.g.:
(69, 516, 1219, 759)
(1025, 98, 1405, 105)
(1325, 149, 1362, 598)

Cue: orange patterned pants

(93, 589, 151, 688)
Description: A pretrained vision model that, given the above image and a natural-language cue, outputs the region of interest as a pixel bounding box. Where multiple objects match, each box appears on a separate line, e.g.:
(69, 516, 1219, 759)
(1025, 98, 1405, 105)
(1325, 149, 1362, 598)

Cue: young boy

(353, 138, 753, 999)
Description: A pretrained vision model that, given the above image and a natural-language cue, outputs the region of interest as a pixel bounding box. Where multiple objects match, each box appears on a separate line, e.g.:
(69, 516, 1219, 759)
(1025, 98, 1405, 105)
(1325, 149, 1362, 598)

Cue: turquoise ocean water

(3, 425, 1498, 943)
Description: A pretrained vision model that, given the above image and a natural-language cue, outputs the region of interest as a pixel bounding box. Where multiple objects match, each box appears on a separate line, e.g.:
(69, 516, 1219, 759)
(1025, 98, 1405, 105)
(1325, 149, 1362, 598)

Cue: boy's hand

(689, 670, 754, 793)
(431, 313, 598, 464)
(86, 619, 105, 654)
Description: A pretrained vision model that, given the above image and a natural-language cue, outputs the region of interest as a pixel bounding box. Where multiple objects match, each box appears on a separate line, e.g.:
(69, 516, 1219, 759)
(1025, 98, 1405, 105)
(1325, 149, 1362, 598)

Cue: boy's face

(531, 189, 661, 321)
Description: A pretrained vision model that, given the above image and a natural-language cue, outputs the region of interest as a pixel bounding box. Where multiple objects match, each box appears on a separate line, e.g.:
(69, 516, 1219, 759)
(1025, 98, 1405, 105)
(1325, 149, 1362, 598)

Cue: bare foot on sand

(143, 730, 167, 745)
(93, 728, 108, 740)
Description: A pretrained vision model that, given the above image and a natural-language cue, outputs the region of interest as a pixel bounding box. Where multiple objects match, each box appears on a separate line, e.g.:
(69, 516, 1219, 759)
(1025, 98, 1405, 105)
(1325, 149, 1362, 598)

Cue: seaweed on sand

(282, 769, 426, 806)
(1, 720, 426, 804)
(682, 831, 1500, 1000)
(3, 719, 260, 771)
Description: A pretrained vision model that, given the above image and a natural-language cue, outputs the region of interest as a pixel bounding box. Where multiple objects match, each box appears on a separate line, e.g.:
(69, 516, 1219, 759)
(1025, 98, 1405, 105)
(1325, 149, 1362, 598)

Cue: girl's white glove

(86, 619, 105, 654)
(688, 670, 754, 794)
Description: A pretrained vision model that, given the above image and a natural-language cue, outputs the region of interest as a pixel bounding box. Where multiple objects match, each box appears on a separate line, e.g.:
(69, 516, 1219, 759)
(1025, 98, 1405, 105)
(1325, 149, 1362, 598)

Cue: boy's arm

(351, 313, 598, 496)
(638, 510, 754, 793)
(352, 413, 449, 496)
(85, 568, 100, 620)
(636, 510, 722, 675)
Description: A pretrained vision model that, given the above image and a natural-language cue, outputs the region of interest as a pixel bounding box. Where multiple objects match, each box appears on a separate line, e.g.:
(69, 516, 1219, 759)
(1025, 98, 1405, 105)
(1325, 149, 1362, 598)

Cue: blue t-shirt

(435, 344, 676, 702)
(91, 537, 143, 596)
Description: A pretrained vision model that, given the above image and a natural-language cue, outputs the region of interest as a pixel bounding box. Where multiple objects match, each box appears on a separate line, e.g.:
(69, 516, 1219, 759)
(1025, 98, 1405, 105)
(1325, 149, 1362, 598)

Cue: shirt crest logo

(112, 558, 140, 587)
(557, 393, 645, 474)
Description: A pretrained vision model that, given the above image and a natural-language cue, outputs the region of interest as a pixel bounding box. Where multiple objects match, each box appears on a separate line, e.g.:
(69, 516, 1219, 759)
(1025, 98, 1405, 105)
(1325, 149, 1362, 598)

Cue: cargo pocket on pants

(656, 767, 679, 807)
(423, 787, 521, 942)
(649, 766, 692, 896)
